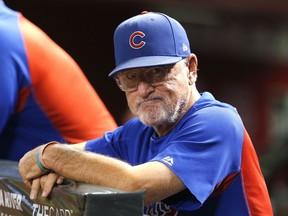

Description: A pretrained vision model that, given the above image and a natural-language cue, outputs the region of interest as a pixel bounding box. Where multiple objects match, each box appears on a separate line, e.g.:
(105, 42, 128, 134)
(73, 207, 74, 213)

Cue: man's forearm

(42, 144, 136, 191)
(19, 142, 185, 205)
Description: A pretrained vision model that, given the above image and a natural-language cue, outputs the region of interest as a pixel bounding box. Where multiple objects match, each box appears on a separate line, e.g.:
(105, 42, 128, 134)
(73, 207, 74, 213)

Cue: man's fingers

(56, 176, 64, 184)
(40, 172, 59, 199)
(30, 178, 40, 200)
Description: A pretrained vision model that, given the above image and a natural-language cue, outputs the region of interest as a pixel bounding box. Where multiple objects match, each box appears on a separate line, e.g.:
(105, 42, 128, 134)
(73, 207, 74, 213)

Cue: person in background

(0, 1, 117, 161)
(18, 11, 273, 215)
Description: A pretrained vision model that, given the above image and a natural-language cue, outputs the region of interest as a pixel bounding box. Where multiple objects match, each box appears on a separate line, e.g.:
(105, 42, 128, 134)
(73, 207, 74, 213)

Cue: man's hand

(30, 173, 64, 200)
(18, 143, 65, 200)
(18, 145, 45, 188)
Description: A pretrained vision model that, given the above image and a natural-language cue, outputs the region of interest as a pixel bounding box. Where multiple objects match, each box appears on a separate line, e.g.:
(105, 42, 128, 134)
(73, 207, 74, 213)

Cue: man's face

(123, 59, 194, 131)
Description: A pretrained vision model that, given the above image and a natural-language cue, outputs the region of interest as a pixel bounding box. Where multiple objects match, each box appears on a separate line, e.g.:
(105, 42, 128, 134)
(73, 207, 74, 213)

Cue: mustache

(136, 96, 164, 108)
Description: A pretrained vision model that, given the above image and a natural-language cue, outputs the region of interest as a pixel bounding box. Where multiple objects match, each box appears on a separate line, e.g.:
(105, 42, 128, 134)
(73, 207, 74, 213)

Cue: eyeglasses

(114, 66, 171, 92)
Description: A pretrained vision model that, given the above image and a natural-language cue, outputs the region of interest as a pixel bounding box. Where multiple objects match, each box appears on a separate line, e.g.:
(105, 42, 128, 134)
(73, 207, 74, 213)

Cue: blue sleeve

(0, 13, 22, 133)
(85, 125, 129, 160)
(0, 62, 18, 133)
(152, 106, 244, 208)
(85, 118, 149, 163)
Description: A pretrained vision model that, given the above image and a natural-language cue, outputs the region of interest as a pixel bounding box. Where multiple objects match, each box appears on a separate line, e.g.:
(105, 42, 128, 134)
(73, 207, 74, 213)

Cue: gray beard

(138, 97, 187, 130)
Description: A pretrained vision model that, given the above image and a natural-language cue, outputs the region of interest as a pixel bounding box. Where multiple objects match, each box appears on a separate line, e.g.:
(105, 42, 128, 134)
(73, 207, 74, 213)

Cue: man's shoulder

(195, 92, 235, 110)
(180, 92, 243, 133)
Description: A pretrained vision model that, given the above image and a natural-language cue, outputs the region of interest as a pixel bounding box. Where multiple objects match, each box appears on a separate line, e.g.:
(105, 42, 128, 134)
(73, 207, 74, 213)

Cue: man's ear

(187, 54, 198, 84)
(187, 53, 198, 72)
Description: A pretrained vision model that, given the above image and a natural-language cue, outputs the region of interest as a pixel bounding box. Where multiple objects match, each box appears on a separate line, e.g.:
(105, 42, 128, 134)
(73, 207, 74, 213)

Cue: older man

(19, 11, 273, 215)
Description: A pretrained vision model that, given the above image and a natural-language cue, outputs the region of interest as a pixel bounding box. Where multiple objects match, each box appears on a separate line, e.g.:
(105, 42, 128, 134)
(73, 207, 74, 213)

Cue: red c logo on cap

(129, 31, 146, 49)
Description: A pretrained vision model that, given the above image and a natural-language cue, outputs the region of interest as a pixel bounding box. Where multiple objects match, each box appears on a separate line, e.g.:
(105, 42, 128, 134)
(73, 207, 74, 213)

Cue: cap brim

(109, 56, 183, 77)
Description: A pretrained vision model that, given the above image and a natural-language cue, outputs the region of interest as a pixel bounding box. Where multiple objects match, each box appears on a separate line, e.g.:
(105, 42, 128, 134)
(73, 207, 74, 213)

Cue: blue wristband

(36, 147, 51, 172)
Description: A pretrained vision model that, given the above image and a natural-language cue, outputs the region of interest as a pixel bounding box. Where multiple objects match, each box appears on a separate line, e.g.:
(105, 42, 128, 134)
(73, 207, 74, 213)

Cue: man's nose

(137, 80, 154, 96)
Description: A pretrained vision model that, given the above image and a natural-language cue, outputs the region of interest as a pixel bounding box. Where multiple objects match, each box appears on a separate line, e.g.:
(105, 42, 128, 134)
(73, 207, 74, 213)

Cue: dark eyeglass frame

(113, 65, 173, 92)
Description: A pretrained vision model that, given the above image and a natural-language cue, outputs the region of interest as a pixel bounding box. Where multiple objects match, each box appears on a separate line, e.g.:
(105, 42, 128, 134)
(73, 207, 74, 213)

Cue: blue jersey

(86, 92, 273, 215)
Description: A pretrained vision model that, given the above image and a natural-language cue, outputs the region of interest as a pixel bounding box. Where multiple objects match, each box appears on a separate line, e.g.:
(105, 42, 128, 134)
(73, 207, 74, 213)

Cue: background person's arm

(19, 15, 117, 142)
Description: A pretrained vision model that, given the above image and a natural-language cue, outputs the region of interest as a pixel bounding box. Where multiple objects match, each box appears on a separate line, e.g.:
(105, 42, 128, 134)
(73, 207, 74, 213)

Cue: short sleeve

(152, 106, 244, 208)
(85, 125, 130, 160)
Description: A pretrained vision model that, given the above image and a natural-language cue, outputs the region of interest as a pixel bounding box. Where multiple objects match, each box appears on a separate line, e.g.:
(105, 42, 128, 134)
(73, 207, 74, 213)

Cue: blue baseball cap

(109, 11, 191, 77)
